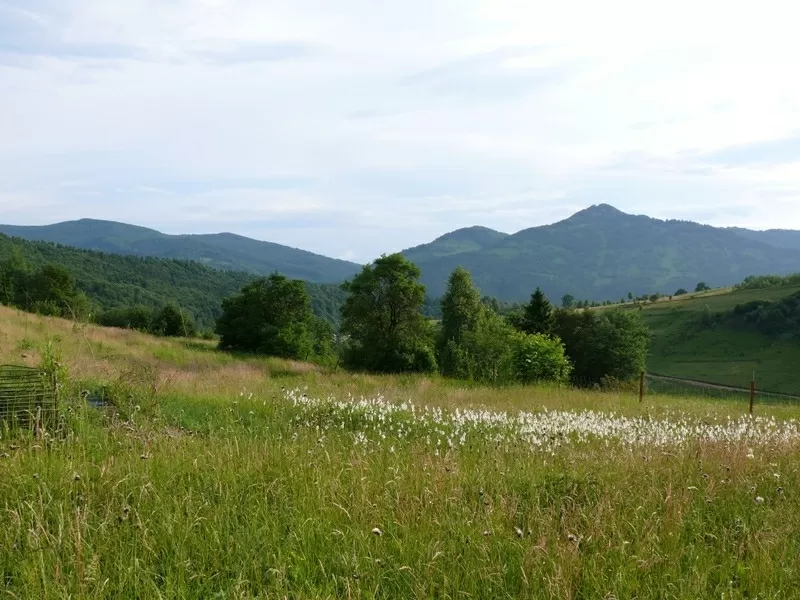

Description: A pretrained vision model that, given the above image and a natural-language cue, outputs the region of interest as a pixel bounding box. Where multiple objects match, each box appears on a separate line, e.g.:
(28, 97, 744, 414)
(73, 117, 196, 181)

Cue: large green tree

(552, 308, 650, 386)
(216, 273, 322, 359)
(438, 267, 482, 374)
(518, 287, 554, 335)
(339, 254, 436, 373)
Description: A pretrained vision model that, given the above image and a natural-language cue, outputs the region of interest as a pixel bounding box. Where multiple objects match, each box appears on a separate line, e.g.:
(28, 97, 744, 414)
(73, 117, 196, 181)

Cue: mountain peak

(570, 204, 627, 219)
(435, 225, 506, 242)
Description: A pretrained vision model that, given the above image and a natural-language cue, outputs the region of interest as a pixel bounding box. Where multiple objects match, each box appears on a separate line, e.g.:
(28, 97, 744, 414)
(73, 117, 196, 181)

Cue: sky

(2, 0, 800, 262)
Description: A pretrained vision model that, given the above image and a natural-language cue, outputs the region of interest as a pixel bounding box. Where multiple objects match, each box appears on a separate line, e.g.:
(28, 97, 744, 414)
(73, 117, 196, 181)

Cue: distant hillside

(607, 283, 800, 395)
(402, 226, 509, 263)
(0, 219, 361, 284)
(727, 227, 800, 252)
(405, 204, 800, 302)
(0, 234, 347, 329)
(5, 206, 800, 306)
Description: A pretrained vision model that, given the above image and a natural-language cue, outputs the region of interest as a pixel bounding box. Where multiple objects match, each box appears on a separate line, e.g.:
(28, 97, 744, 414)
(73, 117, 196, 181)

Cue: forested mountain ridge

(405, 205, 800, 301)
(0, 234, 347, 329)
(4, 205, 800, 305)
(725, 227, 800, 252)
(0, 219, 361, 284)
(401, 226, 509, 262)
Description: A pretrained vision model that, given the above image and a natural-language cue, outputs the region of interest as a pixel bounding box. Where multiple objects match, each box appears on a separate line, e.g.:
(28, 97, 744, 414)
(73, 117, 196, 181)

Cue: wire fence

(0, 364, 59, 431)
(644, 372, 800, 408)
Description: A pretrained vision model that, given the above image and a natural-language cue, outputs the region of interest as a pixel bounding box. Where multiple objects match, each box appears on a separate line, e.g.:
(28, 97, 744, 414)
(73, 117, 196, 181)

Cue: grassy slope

(608, 286, 800, 394)
(4, 307, 800, 597)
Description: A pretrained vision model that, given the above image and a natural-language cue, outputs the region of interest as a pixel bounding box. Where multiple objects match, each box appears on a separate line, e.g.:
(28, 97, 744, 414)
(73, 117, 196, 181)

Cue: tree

(97, 305, 155, 332)
(0, 250, 29, 307)
(25, 264, 91, 319)
(509, 331, 572, 385)
(695, 282, 710, 292)
(561, 294, 575, 309)
(552, 308, 650, 387)
(339, 254, 436, 373)
(439, 267, 482, 347)
(628, 292, 633, 301)
(152, 302, 196, 337)
(519, 287, 554, 335)
(216, 273, 318, 358)
(438, 267, 483, 376)
(675, 288, 688, 296)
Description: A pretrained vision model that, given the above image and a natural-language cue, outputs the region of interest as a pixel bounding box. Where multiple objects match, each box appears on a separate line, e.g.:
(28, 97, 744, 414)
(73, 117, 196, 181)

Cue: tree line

(1, 240, 652, 388)
(215, 253, 651, 388)
(0, 233, 346, 330)
(0, 255, 198, 337)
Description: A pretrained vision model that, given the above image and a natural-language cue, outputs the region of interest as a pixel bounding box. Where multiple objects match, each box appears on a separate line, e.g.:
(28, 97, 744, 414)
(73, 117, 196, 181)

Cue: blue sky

(1, 0, 799, 262)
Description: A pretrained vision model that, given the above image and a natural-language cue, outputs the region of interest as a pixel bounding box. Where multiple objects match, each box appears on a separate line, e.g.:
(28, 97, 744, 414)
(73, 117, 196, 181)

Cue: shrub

(509, 332, 572, 385)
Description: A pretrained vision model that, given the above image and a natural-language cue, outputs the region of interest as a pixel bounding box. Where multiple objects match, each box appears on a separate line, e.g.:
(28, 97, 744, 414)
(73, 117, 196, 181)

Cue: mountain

(0, 234, 347, 329)
(0, 219, 361, 284)
(404, 204, 800, 301)
(4, 205, 800, 305)
(402, 226, 509, 263)
(726, 227, 800, 252)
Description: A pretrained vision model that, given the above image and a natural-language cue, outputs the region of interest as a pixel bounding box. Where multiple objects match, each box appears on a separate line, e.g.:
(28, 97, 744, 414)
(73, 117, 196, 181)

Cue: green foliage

(518, 288, 554, 335)
(735, 273, 800, 291)
(552, 308, 650, 387)
(695, 282, 710, 292)
(0, 218, 360, 284)
(509, 330, 572, 385)
(216, 273, 329, 361)
(0, 233, 347, 329)
(453, 309, 517, 384)
(96, 305, 155, 332)
(437, 271, 570, 386)
(730, 291, 800, 340)
(340, 254, 436, 374)
(438, 267, 483, 373)
(561, 294, 575, 309)
(403, 205, 800, 303)
(0, 257, 91, 320)
(623, 282, 800, 394)
(152, 303, 197, 337)
(437, 269, 515, 383)
(675, 288, 688, 296)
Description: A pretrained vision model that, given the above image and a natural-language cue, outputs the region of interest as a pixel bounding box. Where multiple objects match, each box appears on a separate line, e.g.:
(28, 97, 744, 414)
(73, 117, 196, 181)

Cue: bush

(509, 332, 572, 385)
(552, 308, 650, 387)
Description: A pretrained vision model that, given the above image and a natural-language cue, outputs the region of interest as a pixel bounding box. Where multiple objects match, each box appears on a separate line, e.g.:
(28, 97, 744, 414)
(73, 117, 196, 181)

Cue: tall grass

(2, 306, 800, 598)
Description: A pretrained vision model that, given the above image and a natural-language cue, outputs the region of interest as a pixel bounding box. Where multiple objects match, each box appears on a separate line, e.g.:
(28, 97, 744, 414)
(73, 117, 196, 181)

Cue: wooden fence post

(639, 371, 645, 404)
(749, 373, 756, 415)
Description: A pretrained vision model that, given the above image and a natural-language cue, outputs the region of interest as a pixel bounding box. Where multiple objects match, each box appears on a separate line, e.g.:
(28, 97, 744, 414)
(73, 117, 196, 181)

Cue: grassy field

(4, 305, 800, 598)
(605, 285, 800, 395)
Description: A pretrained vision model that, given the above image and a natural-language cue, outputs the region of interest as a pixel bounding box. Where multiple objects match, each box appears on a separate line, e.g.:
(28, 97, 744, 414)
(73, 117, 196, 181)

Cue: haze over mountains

(3, 204, 800, 303)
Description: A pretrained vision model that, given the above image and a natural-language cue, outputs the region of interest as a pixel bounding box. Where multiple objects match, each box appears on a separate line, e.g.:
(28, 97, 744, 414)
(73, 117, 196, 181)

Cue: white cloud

(2, 0, 800, 260)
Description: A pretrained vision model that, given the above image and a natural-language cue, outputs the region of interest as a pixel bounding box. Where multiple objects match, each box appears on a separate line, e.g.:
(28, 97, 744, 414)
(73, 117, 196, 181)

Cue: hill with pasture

(604, 281, 800, 395)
